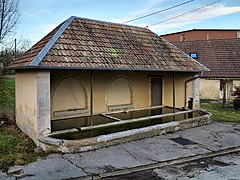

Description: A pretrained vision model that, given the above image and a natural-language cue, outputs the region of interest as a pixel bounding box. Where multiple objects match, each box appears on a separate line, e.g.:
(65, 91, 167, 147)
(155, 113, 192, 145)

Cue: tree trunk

(222, 80, 227, 107)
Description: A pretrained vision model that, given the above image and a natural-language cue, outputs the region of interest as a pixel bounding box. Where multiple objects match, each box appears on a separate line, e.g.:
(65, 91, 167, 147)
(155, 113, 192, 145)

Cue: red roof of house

(173, 38, 240, 78)
(9, 16, 207, 72)
(161, 29, 240, 36)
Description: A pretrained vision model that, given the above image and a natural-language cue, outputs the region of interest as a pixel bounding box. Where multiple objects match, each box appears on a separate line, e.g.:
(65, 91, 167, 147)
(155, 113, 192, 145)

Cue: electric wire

(123, 0, 196, 24)
(146, 0, 221, 27)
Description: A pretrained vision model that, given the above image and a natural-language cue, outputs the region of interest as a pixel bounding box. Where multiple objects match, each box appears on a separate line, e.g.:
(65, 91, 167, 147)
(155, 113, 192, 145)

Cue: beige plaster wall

(50, 70, 149, 118)
(234, 80, 240, 86)
(15, 70, 38, 143)
(200, 79, 235, 100)
(52, 77, 88, 113)
(200, 79, 220, 100)
(107, 77, 132, 106)
(163, 73, 194, 108)
(15, 70, 51, 145)
(51, 70, 195, 119)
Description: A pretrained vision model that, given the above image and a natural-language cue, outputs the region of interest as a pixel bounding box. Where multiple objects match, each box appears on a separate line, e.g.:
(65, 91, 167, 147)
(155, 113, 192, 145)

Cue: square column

(36, 71, 51, 140)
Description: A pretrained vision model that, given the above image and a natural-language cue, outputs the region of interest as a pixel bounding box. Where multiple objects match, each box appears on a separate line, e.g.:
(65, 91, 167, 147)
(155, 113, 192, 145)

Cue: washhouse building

(9, 16, 209, 150)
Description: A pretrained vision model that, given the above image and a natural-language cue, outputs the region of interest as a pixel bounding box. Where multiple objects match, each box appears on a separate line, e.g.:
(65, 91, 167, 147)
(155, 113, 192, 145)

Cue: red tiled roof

(173, 38, 240, 78)
(9, 16, 207, 72)
(161, 29, 240, 37)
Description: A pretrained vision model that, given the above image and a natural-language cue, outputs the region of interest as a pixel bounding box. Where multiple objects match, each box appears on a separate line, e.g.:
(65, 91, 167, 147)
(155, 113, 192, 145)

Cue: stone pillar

(192, 77, 200, 109)
(36, 71, 51, 144)
(227, 80, 233, 100)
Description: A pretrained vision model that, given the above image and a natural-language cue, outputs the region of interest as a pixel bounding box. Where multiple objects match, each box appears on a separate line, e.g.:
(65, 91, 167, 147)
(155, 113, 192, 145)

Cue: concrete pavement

(1, 121, 240, 179)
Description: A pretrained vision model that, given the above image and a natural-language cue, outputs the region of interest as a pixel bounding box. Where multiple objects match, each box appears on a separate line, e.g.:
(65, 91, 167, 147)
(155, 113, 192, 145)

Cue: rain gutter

(172, 72, 176, 113)
(10, 65, 203, 73)
(90, 71, 94, 125)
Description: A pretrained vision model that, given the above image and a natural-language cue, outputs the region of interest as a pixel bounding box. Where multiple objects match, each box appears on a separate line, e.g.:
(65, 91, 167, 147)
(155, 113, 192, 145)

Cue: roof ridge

(74, 16, 148, 31)
(29, 16, 76, 66)
(174, 38, 240, 43)
(161, 29, 240, 36)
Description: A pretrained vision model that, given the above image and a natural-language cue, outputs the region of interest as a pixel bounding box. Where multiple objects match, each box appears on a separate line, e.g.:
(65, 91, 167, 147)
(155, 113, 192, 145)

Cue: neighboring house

(173, 38, 240, 100)
(9, 16, 207, 145)
(161, 29, 240, 42)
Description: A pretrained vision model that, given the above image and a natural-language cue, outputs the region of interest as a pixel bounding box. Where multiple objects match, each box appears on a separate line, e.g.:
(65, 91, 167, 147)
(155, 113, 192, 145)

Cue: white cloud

(25, 10, 50, 18)
(41, 24, 58, 33)
(111, 0, 167, 24)
(148, 21, 197, 33)
(110, 17, 132, 24)
(173, 4, 240, 22)
(148, 0, 167, 7)
(128, 0, 166, 16)
(146, 4, 240, 34)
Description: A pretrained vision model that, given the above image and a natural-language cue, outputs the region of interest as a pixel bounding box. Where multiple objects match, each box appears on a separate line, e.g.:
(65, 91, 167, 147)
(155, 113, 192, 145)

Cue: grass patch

(0, 124, 50, 172)
(0, 75, 15, 113)
(0, 124, 36, 171)
(0, 76, 52, 171)
(200, 103, 240, 123)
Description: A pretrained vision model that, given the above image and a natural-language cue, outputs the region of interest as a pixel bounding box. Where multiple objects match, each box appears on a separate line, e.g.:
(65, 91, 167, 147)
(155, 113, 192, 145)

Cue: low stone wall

(38, 111, 212, 153)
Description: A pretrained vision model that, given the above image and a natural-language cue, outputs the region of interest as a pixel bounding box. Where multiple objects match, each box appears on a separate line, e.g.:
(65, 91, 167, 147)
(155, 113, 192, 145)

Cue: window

(189, 53, 198, 59)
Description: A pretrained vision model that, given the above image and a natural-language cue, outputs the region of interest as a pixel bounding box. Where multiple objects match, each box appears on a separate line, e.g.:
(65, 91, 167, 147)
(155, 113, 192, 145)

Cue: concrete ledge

(39, 111, 212, 153)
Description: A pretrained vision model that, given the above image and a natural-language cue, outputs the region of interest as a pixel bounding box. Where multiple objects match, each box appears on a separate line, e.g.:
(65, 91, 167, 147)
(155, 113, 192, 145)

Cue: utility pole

(14, 38, 16, 61)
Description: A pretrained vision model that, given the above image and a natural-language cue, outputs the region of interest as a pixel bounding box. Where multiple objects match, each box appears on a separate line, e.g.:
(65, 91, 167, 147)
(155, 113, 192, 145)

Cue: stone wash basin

(39, 106, 212, 153)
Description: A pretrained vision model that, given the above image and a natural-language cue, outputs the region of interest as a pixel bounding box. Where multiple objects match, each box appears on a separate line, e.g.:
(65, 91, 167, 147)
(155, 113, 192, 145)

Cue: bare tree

(18, 38, 31, 53)
(0, 0, 19, 44)
(0, 0, 19, 116)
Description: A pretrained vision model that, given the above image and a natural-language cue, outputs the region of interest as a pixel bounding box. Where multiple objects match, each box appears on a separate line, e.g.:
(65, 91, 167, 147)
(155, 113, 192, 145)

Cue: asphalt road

(109, 152, 240, 180)
(1, 121, 240, 179)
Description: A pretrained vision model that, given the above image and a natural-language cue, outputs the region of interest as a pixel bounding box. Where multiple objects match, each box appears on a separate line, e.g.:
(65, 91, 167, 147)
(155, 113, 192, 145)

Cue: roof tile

(173, 38, 240, 78)
(9, 17, 207, 72)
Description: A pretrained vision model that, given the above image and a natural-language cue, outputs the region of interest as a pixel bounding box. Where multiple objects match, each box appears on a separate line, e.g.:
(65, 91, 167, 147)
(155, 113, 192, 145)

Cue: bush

(232, 85, 240, 98)
(232, 85, 240, 110)
(233, 99, 240, 110)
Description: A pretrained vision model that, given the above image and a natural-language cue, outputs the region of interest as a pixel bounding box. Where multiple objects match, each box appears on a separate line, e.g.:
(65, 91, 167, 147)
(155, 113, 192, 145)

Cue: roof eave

(10, 65, 204, 73)
(202, 75, 240, 79)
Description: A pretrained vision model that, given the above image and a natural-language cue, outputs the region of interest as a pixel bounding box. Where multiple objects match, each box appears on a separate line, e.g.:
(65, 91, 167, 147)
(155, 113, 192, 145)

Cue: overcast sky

(16, 0, 240, 45)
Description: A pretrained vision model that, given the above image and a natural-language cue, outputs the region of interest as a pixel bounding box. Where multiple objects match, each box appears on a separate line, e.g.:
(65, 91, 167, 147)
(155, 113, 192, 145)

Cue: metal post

(172, 72, 176, 114)
(90, 71, 93, 126)
(222, 79, 227, 107)
(14, 39, 17, 61)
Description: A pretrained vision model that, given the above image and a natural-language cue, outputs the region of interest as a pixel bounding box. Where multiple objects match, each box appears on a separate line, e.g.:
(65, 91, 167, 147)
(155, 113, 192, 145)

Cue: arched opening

(52, 77, 88, 117)
(107, 77, 133, 110)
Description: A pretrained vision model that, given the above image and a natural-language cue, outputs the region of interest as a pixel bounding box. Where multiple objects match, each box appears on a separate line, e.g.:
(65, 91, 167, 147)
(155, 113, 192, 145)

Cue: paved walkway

(1, 122, 240, 179)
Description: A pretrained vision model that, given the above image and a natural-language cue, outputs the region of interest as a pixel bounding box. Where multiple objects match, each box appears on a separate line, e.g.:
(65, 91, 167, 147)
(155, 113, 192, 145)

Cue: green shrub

(232, 85, 240, 110)
(233, 98, 240, 110)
